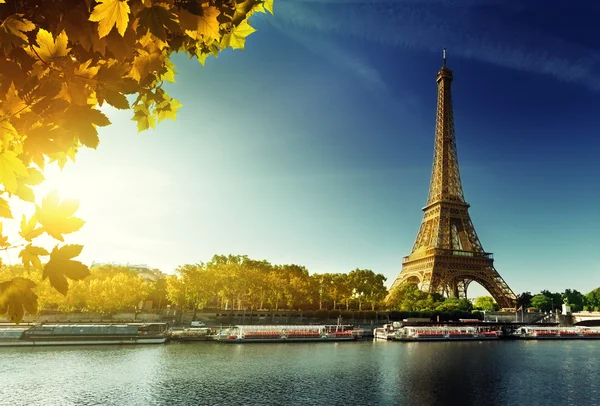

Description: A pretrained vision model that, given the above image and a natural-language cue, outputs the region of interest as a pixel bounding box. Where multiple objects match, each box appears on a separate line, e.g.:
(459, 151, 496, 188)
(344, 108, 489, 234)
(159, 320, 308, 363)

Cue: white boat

(215, 325, 359, 343)
(0, 323, 169, 346)
(390, 326, 501, 341)
(512, 326, 600, 340)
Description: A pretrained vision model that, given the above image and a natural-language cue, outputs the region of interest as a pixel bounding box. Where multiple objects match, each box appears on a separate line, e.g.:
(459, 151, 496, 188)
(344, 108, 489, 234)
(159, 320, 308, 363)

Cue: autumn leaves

(0, 0, 274, 323)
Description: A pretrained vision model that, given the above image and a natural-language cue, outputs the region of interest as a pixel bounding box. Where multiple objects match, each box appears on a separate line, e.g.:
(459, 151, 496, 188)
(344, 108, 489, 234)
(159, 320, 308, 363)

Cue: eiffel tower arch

(388, 51, 517, 309)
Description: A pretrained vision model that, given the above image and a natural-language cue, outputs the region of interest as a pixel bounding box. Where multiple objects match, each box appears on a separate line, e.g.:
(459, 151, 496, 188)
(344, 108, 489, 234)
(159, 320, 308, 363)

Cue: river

(1, 340, 599, 405)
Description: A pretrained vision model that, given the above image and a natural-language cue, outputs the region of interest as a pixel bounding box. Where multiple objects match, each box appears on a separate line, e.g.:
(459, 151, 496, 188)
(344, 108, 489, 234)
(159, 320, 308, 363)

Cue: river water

(1, 340, 599, 405)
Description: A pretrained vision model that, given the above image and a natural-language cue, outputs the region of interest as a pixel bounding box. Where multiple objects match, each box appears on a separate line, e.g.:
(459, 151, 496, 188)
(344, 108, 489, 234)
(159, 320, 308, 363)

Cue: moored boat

(0, 323, 169, 347)
(215, 325, 360, 343)
(391, 326, 501, 342)
(512, 326, 600, 340)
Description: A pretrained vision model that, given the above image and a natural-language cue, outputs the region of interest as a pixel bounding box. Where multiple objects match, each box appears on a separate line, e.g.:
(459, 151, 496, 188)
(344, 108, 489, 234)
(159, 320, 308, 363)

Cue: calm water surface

(1, 340, 599, 405)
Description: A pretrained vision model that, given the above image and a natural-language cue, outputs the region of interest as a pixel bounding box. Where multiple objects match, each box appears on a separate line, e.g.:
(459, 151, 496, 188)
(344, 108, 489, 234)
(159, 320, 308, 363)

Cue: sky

(8, 0, 600, 297)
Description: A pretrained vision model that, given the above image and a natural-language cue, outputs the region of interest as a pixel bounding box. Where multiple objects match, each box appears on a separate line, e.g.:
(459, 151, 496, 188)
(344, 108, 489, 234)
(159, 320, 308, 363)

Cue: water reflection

(1, 341, 600, 405)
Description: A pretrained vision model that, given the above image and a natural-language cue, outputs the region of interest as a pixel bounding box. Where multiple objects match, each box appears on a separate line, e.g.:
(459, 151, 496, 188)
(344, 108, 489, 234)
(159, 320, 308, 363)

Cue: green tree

(531, 294, 551, 312)
(562, 289, 585, 312)
(585, 287, 600, 311)
(347, 269, 387, 311)
(517, 292, 533, 309)
(473, 296, 498, 312)
(0, 0, 274, 323)
(387, 283, 428, 311)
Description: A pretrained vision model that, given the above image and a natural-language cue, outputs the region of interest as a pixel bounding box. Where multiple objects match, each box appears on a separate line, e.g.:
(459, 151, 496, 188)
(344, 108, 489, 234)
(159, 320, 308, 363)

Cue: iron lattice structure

(388, 55, 517, 309)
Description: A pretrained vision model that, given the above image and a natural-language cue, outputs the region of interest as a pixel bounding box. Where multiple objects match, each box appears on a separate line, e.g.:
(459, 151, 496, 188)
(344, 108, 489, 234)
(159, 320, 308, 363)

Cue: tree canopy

(0, 0, 273, 322)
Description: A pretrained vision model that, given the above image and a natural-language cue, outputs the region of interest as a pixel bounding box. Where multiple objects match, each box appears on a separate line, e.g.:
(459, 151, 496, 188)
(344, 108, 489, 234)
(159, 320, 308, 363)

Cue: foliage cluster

(0, 0, 273, 322)
(386, 283, 475, 313)
(0, 264, 158, 314)
(165, 255, 389, 314)
(519, 289, 599, 313)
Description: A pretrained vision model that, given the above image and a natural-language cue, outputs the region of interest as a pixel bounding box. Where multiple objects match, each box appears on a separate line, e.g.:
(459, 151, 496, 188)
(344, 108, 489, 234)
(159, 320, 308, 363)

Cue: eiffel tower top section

(425, 49, 466, 209)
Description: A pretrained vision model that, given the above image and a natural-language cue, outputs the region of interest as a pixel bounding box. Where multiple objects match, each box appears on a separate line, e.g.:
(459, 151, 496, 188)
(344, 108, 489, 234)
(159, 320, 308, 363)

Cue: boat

(374, 322, 402, 340)
(0, 323, 169, 347)
(389, 326, 502, 342)
(169, 327, 213, 342)
(214, 325, 360, 343)
(512, 326, 600, 340)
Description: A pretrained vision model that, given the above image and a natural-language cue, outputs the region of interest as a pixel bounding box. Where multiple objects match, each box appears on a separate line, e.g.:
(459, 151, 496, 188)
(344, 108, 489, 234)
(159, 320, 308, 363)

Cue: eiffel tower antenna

(387, 57, 517, 309)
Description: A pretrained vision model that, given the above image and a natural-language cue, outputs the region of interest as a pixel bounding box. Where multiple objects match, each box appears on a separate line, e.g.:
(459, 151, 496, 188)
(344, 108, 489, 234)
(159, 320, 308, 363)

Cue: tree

(585, 287, 600, 311)
(530, 294, 551, 312)
(473, 296, 499, 312)
(0, 0, 274, 323)
(166, 263, 213, 320)
(562, 289, 585, 312)
(517, 292, 533, 309)
(347, 269, 387, 311)
(387, 283, 428, 311)
(540, 290, 562, 312)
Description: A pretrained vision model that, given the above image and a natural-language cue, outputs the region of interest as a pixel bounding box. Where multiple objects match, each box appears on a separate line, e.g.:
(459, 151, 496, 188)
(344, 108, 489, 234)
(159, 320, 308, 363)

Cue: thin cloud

(268, 19, 388, 93)
(272, 0, 600, 90)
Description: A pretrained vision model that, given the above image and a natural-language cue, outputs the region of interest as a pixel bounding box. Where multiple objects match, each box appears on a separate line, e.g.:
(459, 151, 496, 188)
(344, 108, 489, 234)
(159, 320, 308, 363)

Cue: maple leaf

(43, 244, 90, 295)
(0, 277, 38, 324)
(137, 5, 180, 41)
(0, 121, 18, 150)
(36, 190, 85, 241)
(89, 0, 131, 38)
(13, 166, 44, 203)
(1, 83, 27, 118)
(0, 14, 35, 50)
(19, 244, 49, 270)
(178, 7, 221, 41)
(32, 29, 71, 63)
(0, 150, 29, 193)
(20, 214, 44, 241)
(222, 20, 257, 50)
(0, 197, 12, 218)
(62, 106, 111, 148)
(128, 47, 164, 83)
(131, 103, 156, 132)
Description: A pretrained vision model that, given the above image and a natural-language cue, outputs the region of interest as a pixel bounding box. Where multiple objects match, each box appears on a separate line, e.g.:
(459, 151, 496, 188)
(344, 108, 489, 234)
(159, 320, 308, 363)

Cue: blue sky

(37, 0, 600, 296)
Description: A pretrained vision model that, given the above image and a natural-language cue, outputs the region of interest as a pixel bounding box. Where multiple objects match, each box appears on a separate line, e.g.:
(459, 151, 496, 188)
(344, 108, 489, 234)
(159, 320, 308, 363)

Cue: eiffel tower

(388, 50, 517, 309)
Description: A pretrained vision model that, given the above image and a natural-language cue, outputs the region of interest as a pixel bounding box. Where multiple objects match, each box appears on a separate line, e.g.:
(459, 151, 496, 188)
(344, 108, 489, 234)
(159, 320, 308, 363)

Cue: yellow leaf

(0, 277, 38, 324)
(264, 0, 274, 15)
(222, 20, 257, 50)
(19, 244, 49, 270)
(131, 103, 156, 132)
(178, 7, 220, 41)
(157, 99, 182, 122)
(36, 190, 85, 241)
(137, 4, 180, 41)
(0, 121, 18, 150)
(0, 197, 12, 218)
(20, 214, 44, 241)
(32, 29, 70, 63)
(13, 167, 44, 202)
(1, 83, 27, 118)
(128, 47, 163, 83)
(62, 105, 111, 148)
(43, 244, 90, 295)
(0, 222, 8, 248)
(89, 0, 131, 38)
(0, 14, 35, 49)
(0, 150, 29, 193)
